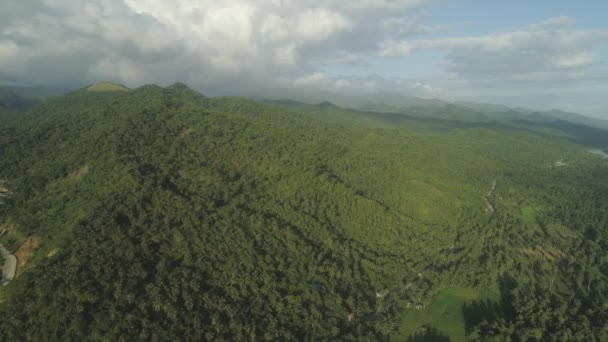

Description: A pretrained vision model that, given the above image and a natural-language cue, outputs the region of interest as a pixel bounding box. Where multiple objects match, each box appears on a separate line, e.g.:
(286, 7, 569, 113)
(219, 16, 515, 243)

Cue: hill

(0, 84, 607, 341)
(0, 88, 41, 113)
(86, 82, 130, 92)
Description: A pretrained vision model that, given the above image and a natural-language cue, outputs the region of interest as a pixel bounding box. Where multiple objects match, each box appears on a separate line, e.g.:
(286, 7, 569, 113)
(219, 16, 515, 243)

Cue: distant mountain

(0, 85, 70, 100)
(538, 109, 608, 131)
(262, 91, 608, 134)
(351, 93, 449, 110)
(454, 101, 512, 113)
(256, 89, 448, 112)
(267, 97, 608, 148)
(0, 88, 41, 113)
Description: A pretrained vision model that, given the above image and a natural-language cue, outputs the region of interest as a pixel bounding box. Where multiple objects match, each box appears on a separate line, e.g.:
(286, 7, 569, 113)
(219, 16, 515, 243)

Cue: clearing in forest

(521, 206, 538, 224)
(67, 165, 90, 181)
(391, 286, 500, 342)
(400, 180, 461, 225)
(86, 82, 130, 93)
(521, 246, 569, 262)
(394, 286, 483, 342)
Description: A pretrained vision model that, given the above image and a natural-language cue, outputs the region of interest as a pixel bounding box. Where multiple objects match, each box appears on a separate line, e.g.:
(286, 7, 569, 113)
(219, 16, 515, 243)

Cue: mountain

(539, 109, 608, 131)
(0, 88, 41, 113)
(0, 84, 607, 341)
(257, 90, 449, 112)
(0, 85, 71, 120)
(453, 101, 512, 113)
(0, 85, 69, 100)
(352, 94, 449, 112)
(267, 98, 608, 148)
(264, 93, 608, 141)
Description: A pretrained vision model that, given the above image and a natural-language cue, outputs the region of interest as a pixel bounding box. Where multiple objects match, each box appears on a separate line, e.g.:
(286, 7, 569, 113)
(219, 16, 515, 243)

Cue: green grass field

(86, 82, 130, 92)
(393, 287, 489, 341)
(521, 206, 538, 224)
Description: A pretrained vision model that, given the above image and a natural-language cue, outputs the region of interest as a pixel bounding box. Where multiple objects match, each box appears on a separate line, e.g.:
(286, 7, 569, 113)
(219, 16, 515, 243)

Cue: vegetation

(86, 82, 130, 93)
(0, 83, 607, 340)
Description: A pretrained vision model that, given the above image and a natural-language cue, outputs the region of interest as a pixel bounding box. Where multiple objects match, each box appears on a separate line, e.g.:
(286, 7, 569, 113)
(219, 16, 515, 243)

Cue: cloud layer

(1, 0, 431, 88)
(382, 17, 608, 87)
(1, 1, 608, 117)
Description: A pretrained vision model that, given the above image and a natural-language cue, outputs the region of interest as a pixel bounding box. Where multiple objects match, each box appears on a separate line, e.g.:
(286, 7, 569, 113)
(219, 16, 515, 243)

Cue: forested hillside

(0, 84, 607, 341)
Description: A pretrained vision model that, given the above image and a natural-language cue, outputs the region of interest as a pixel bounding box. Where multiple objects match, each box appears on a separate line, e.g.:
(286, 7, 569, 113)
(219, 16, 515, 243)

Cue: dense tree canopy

(0, 84, 606, 340)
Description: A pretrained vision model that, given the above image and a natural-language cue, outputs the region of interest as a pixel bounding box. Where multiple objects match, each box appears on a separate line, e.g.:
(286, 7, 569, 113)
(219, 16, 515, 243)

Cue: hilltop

(86, 82, 130, 92)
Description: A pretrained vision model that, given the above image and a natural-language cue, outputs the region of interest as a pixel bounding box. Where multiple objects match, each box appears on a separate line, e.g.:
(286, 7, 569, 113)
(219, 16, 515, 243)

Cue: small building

(3, 255, 17, 280)
(376, 289, 389, 298)
(0, 243, 17, 284)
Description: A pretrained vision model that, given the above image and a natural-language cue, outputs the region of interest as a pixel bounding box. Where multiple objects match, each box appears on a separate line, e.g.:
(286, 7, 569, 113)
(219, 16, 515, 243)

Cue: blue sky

(1, 0, 608, 118)
(431, 1, 608, 29)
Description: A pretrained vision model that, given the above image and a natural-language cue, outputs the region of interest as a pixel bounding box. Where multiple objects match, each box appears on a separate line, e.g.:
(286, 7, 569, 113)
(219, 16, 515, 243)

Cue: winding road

(484, 179, 497, 214)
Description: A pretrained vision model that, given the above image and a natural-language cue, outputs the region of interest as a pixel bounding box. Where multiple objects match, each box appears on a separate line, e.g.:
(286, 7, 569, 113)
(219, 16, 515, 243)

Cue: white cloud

(275, 45, 298, 65)
(1, 3, 608, 118)
(294, 9, 353, 42)
(379, 17, 608, 89)
(0, 0, 437, 89)
(294, 72, 328, 87)
(554, 52, 595, 67)
(333, 78, 352, 90)
(379, 41, 414, 56)
(331, 78, 378, 92)
(414, 81, 441, 95)
(0, 40, 19, 61)
(259, 14, 289, 42)
(336, 0, 431, 11)
(527, 15, 575, 30)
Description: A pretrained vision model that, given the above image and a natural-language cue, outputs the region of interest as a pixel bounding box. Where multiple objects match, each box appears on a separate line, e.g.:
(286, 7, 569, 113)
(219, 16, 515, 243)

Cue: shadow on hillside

(513, 119, 608, 147)
(462, 275, 518, 334)
(407, 325, 450, 342)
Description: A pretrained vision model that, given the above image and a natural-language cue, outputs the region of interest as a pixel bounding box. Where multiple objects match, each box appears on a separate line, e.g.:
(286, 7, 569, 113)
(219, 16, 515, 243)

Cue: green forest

(0, 83, 607, 341)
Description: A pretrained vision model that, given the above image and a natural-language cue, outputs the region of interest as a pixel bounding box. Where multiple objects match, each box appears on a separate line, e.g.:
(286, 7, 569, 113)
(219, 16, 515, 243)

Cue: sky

(1, 0, 608, 118)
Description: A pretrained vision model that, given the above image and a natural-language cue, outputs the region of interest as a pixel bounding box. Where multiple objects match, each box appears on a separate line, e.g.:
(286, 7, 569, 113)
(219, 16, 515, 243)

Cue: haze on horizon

(2, 0, 608, 119)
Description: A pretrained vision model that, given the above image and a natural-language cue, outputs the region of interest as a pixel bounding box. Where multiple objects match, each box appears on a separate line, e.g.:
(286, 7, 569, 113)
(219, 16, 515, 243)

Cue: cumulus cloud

(379, 41, 414, 56)
(380, 16, 608, 88)
(553, 52, 595, 68)
(294, 72, 328, 87)
(1, 2, 608, 117)
(0, 0, 435, 90)
(527, 16, 575, 30)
